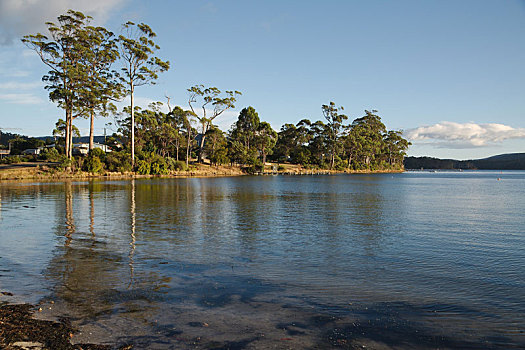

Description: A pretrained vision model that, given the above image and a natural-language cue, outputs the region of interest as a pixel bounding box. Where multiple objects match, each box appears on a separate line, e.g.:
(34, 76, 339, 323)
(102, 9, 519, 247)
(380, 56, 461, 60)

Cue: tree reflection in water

(44, 180, 165, 330)
(0, 175, 522, 348)
(128, 179, 136, 288)
(64, 181, 74, 246)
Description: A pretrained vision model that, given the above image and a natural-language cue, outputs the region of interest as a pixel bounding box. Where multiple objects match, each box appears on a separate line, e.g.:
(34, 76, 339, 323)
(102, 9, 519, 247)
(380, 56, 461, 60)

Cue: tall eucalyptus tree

(22, 10, 91, 159)
(77, 25, 122, 151)
(383, 130, 411, 167)
(322, 102, 347, 169)
(256, 122, 278, 170)
(118, 22, 169, 164)
(187, 85, 241, 163)
(228, 106, 260, 166)
(351, 110, 386, 167)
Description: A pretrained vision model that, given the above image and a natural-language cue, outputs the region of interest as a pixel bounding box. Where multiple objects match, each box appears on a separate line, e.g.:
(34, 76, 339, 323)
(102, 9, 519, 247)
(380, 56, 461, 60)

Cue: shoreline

(0, 300, 130, 350)
(0, 162, 404, 182)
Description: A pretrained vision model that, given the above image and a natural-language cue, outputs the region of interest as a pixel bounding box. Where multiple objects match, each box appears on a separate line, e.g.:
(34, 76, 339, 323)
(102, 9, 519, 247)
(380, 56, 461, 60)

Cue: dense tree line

(14, 9, 410, 174)
(272, 107, 410, 170)
(108, 102, 409, 173)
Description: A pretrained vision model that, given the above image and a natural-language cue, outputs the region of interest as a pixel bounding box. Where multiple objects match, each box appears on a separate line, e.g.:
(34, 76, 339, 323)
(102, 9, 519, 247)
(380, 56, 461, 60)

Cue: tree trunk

(65, 110, 71, 159)
(130, 83, 135, 166)
(65, 181, 74, 245)
(262, 151, 266, 172)
(63, 74, 71, 159)
(198, 121, 206, 163)
(68, 113, 74, 161)
(89, 109, 94, 151)
(70, 117, 74, 159)
(198, 134, 206, 163)
(186, 132, 191, 168)
(186, 143, 190, 168)
(89, 188, 95, 238)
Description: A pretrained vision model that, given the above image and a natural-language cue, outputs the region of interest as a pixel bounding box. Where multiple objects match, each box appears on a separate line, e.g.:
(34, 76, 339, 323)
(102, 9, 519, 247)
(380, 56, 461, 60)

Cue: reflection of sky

(0, 175, 524, 346)
(0, 184, 60, 301)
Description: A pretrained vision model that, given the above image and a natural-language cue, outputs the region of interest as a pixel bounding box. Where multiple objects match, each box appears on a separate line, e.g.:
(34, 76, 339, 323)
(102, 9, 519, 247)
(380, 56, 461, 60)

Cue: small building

(22, 148, 41, 155)
(73, 143, 111, 156)
(0, 149, 10, 158)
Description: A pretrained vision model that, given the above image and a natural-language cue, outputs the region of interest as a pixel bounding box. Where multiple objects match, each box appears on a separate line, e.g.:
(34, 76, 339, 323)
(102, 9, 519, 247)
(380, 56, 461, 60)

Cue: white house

(73, 143, 111, 155)
(21, 148, 41, 155)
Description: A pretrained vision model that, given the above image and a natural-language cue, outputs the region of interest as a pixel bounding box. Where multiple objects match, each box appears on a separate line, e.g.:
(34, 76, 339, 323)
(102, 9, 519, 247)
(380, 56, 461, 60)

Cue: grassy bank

(0, 162, 244, 181)
(0, 161, 404, 181)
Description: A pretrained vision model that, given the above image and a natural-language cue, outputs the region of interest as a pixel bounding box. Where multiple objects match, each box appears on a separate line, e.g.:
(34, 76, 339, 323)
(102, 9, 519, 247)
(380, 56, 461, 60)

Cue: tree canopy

(118, 21, 170, 163)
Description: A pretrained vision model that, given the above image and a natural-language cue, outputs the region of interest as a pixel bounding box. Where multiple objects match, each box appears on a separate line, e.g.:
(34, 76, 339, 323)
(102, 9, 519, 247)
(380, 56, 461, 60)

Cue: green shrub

(135, 149, 148, 161)
(136, 159, 151, 175)
(104, 153, 118, 172)
(242, 163, 262, 174)
(89, 148, 106, 161)
(21, 155, 37, 162)
(0, 156, 21, 164)
(40, 147, 60, 161)
(150, 156, 169, 175)
(57, 155, 73, 171)
(74, 156, 84, 171)
(210, 147, 229, 165)
(292, 149, 311, 166)
(52, 145, 65, 154)
(166, 157, 187, 171)
(9, 156, 22, 164)
(105, 152, 132, 173)
(83, 155, 104, 174)
(334, 155, 346, 171)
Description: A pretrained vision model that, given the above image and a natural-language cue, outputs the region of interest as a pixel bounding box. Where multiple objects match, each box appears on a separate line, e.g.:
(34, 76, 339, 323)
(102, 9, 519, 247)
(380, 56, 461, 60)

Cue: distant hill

(0, 131, 24, 146)
(404, 153, 525, 170)
(34, 136, 108, 144)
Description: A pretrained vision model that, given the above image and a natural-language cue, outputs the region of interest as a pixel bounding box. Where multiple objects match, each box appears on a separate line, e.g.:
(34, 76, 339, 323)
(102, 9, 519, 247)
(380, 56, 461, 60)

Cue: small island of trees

(1, 10, 410, 176)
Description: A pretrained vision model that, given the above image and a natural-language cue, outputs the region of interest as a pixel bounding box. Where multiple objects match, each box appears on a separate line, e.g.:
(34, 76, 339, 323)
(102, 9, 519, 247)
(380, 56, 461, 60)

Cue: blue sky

(0, 0, 524, 159)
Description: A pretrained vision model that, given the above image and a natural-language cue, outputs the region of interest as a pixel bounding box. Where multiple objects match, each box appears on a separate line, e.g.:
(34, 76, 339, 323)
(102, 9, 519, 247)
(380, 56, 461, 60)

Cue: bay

(0, 171, 524, 348)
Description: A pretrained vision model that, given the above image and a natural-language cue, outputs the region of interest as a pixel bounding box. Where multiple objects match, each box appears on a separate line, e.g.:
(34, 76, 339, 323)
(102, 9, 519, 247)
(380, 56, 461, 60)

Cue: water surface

(0, 172, 524, 348)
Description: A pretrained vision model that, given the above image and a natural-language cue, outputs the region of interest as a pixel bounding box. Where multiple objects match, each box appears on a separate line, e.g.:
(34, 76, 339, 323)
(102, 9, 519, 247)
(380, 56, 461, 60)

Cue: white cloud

(0, 93, 43, 104)
(0, 81, 42, 90)
(406, 121, 525, 148)
(0, 0, 126, 45)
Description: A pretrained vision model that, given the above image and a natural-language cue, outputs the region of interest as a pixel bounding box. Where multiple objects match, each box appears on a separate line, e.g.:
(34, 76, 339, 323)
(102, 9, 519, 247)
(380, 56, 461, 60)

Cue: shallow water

(0, 172, 524, 348)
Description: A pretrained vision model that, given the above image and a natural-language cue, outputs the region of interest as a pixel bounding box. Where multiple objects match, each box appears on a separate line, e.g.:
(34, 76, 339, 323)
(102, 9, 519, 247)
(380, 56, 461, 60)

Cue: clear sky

(0, 0, 524, 160)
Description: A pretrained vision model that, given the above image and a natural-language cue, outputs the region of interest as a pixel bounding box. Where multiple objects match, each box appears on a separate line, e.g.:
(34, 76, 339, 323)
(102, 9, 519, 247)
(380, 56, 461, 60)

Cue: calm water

(0, 172, 524, 349)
